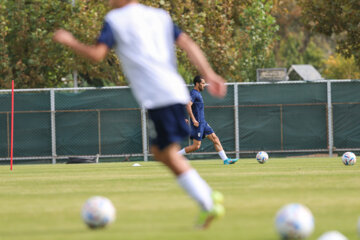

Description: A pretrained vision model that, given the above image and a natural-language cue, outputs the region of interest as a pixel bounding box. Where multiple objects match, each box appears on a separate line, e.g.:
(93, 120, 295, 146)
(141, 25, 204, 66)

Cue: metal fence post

(97, 110, 101, 156)
(327, 81, 334, 157)
(141, 106, 148, 161)
(234, 83, 240, 159)
(50, 89, 57, 164)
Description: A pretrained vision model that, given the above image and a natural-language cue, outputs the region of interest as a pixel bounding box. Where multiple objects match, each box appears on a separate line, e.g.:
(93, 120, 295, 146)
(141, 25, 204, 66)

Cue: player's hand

(204, 73, 227, 98)
(53, 29, 76, 46)
(193, 120, 199, 127)
(185, 119, 189, 124)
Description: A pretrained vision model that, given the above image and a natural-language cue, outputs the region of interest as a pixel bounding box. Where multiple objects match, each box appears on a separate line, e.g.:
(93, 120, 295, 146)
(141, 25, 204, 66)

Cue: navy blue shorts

(190, 122, 214, 141)
(148, 104, 190, 150)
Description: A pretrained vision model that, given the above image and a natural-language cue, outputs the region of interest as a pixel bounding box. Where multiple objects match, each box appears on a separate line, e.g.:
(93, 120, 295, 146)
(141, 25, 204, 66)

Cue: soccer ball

(81, 196, 116, 229)
(341, 152, 356, 165)
(256, 151, 269, 164)
(317, 231, 348, 240)
(275, 203, 314, 239)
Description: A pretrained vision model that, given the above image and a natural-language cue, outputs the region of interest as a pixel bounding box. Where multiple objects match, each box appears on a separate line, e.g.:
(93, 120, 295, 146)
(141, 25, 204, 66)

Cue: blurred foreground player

(53, 0, 226, 229)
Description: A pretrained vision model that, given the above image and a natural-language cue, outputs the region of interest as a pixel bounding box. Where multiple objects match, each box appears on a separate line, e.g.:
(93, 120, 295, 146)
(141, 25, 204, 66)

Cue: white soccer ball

(317, 231, 348, 240)
(275, 203, 314, 239)
(341, 152, 356, 165)
(256, 151, 269, 164)
(81, 196, 116, 229)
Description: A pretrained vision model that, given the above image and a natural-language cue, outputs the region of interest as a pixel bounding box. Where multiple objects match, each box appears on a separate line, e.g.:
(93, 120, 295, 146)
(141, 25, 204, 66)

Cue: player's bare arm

(186, 101, 199, 127)
(176, 33, 227, 98)
(53, 29, 109, 62)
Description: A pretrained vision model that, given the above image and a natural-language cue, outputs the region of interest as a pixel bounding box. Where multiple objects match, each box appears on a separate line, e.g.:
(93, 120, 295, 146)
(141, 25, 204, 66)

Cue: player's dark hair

(193, 75, 203, 86)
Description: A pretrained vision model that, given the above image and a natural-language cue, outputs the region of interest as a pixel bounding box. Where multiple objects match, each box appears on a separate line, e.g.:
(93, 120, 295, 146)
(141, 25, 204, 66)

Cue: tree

(1, 0, 124, 89)
(1, 0, 280, 88)
(63, 1, 125, 87)
(238, 0, 279, 82)
(271, 0, 331, 73)
(323, 54, 360, 79)
(144, 0, 279, 82)
(276, 33, 326, 71)
(142, 0, 247, 82)
(299, 0, 360, 65)
(0, 0, 12, 88)
(2, 1, 71, 88)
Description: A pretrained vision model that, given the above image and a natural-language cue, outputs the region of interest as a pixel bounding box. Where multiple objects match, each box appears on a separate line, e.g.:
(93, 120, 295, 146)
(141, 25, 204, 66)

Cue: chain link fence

(0, 80, 359, 163)
(237, 82, 328, 154)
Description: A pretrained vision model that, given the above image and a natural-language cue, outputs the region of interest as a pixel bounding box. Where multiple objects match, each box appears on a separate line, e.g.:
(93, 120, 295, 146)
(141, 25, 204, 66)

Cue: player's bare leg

(184, 139, 202, 154)
(151, 143, 224, 229)
(151, 143, 191, 176)
(206, 133, 238, 165)
(206, 133, 223, 152)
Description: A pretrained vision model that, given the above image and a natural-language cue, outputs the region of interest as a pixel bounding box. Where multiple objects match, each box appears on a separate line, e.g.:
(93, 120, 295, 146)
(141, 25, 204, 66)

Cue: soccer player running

(53, 0, 226, 229)
(178, 76, 238, 165)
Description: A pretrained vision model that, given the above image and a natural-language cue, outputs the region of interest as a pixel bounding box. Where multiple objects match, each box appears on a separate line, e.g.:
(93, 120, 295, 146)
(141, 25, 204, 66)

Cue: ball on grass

(81, 196, 116, 229)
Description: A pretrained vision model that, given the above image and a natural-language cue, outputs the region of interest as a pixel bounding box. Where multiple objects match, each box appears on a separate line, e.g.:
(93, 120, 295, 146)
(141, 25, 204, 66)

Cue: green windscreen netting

(0, 91, 51, 158)
(332, 81, 360, 149)
(0, 81, 359, 163)
(237, 83, 328, 152)
(55, 89, 142, 156)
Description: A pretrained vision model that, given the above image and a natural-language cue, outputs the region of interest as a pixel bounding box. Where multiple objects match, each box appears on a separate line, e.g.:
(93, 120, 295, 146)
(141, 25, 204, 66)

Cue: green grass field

(1, 157, 359, 240)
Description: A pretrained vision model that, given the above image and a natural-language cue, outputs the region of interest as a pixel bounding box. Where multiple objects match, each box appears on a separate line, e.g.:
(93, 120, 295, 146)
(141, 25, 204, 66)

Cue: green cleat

(223, 158, 238, 165)
(195, 191, 225, 229)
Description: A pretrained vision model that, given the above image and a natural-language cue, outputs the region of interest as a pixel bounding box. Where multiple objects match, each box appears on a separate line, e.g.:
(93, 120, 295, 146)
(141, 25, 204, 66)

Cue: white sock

(177, 148, 186, 155)
(218, 150, 228, 160)
(177, 169, 213, 211)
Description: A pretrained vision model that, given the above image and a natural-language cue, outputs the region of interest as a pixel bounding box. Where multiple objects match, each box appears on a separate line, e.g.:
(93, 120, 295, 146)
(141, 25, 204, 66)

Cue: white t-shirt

(98, 3, 190, 109)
